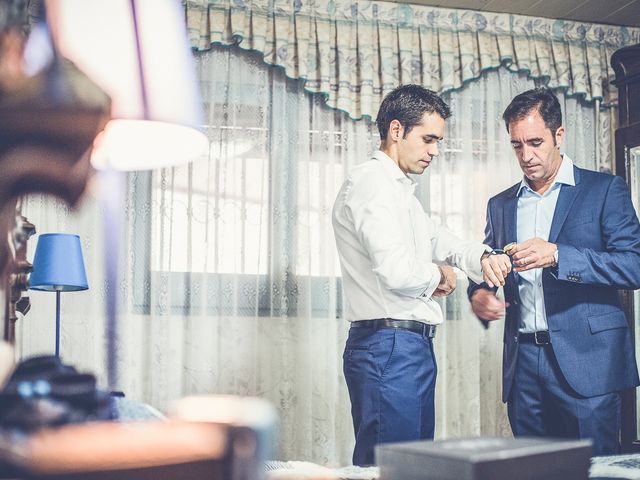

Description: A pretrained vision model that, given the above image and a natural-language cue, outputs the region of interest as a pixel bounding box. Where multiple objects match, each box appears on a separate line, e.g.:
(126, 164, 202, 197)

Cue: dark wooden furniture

(3, 213, 35, 344)
(612, 43, 640, 453)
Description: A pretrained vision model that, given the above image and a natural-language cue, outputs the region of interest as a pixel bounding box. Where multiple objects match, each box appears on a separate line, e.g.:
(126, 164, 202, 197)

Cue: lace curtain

(18, 44, 613, 465)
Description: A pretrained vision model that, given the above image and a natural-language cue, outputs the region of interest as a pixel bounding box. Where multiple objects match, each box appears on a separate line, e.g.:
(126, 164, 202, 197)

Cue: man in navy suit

(468, 88, 640, 455)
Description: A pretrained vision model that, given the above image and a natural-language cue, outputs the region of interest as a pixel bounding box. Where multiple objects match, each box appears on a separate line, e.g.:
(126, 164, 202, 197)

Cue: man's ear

(555, 126, 565, 148)
(389, 119, 404, 141)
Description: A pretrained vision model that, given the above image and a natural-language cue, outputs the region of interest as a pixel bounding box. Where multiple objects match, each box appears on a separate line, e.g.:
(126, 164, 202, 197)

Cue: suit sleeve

(468, 198, 498, 327)
(556, 175, 640, 289)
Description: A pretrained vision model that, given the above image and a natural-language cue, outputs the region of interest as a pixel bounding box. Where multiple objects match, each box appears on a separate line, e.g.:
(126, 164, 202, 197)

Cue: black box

(376, 437, 592, 480)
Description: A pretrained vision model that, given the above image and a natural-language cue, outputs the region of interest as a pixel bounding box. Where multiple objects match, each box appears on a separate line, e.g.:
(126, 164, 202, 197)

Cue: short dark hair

(502, 87, 562, 135)
(376, 84, 451, 140)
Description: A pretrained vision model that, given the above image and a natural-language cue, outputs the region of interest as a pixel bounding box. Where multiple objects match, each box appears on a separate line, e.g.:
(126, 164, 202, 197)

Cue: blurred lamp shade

(45, 0, 208, 171)
(29, 234, 89, 357)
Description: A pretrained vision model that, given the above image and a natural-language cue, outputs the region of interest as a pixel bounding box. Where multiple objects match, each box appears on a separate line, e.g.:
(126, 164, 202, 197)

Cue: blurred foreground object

(376, 437, 592, 480)
(0, 395, 277, 480)
(2, 421, 228, 479)
(0, 355, 113, 434)
(45, 0, 207, 171)
(43, 0, 208, 389)
(170, 395, 278, 480)
(0, 0, 109, 343)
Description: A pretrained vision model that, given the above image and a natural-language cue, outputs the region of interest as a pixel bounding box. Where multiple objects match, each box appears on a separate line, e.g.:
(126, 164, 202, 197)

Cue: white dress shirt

(517, 155, 575, 333)
(332, 150, 488, 324)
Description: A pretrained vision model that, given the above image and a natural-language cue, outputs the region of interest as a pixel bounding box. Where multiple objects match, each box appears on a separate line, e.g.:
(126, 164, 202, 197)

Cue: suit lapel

(503, 191, 518, 247)
(549, 166, 582, 243)
(503, 187, 519, 288)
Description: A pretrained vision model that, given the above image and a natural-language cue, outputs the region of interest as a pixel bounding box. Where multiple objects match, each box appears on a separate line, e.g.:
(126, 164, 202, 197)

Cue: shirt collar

(516, 154, 575, 197)
(372, 150, 416, 189)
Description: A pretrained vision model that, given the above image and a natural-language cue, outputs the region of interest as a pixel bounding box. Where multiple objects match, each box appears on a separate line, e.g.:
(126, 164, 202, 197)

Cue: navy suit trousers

(343, 326, 437, 466)
(508, 342, 621, 456)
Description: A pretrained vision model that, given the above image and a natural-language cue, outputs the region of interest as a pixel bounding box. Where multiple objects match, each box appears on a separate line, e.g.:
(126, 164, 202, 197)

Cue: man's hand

(433, 265, 456, 297)
(481, 252, 512, 288)
(507, 238, 557, 272)
(470, 288, 509, 321)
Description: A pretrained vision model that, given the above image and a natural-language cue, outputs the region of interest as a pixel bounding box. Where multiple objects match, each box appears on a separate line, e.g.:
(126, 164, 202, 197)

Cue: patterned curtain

(184, 0, 640, 121)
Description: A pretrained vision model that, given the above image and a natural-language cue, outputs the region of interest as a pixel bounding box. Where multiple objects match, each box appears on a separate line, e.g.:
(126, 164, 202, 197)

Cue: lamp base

(55, 290, 61, 357)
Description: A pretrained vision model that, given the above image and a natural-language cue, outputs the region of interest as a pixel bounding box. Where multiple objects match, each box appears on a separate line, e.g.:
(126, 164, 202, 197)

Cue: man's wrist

(438, 266, 446, 286)
(481, 248, 502, 261)
(552, 247, 558, 267)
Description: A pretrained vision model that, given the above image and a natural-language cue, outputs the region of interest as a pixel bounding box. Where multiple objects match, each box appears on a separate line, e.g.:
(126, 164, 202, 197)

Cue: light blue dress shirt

(517, 155, 575, 333)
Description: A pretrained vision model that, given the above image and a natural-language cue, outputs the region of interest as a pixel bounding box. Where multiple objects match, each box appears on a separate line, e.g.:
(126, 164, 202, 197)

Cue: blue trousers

(508, 343, 621, 456)
(343, 326, 437, 466)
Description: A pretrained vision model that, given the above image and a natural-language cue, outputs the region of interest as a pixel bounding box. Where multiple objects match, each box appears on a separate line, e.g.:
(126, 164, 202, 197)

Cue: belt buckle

(424, 324, 436, 338)
(534, 331, 550, 345)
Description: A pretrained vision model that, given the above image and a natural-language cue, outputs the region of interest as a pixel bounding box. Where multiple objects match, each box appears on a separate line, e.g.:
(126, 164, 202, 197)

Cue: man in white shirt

(468, 88, 640, 455)
(332, 84, 511, 466)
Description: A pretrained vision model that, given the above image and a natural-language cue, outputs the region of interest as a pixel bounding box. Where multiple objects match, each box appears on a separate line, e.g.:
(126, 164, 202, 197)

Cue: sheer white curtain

(18, 45, 612, 466)
(116, 47, 374, 464)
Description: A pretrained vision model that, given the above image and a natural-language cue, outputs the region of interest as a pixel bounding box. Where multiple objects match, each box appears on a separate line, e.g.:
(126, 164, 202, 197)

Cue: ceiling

(383, 0, 640, 27)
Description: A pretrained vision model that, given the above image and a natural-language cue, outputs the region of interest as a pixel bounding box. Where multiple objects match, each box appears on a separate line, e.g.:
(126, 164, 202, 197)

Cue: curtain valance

(185, 0, 640, 120)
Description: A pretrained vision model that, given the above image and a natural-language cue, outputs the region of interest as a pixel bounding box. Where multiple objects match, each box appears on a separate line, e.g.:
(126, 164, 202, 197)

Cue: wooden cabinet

(612, 43, 640, 453)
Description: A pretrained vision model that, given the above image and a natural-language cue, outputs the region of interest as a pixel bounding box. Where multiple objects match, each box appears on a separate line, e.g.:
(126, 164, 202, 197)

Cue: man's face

(508, 110, 564, 188)
(394, 112, 445, 175)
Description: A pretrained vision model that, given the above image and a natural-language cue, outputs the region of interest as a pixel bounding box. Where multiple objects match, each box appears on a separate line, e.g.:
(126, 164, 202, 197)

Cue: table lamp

(29, 233, 88, 357)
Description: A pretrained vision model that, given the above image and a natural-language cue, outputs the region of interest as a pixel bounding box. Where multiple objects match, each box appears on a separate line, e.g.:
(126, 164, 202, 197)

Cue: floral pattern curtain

(185, 0, 640, 121)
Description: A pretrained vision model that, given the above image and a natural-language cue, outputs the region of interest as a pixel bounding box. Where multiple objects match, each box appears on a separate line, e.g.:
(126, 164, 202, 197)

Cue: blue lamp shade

(30, 234, 88, 292)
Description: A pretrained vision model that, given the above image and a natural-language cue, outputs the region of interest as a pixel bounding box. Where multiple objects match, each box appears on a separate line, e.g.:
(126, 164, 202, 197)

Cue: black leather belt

(518, 330, 551, 345)
(351, 319, 437, 338)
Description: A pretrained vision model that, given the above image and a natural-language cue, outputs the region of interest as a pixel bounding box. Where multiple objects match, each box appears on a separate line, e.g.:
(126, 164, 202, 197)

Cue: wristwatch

(481, 248, 499, 260)
(487, 243, 516, 256)
(552, 248, 559, 268)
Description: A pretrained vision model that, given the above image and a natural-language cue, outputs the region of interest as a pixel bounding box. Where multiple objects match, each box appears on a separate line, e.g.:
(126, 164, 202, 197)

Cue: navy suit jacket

(469, 166, 640, 402)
